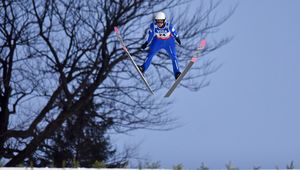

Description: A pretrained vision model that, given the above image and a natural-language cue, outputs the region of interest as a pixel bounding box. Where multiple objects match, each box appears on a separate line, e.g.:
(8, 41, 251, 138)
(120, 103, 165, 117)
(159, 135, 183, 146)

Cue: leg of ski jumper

(165, 38, 180, 78)
(142, 39, 162, 71)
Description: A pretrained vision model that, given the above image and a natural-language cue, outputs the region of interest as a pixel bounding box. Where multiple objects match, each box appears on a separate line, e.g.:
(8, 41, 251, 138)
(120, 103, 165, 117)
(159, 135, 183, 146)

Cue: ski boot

(138, 65, 144, 74)
(175, 72, 181, 80)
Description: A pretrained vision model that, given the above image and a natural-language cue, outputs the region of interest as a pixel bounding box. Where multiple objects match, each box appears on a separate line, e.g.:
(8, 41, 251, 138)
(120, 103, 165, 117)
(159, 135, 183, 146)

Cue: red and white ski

(114, 26, 154, 95)
(164, 39, 207, 97)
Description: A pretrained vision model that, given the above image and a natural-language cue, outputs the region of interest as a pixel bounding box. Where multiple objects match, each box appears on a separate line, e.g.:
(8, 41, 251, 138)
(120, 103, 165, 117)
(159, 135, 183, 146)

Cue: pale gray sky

(114, 0, 300, 169)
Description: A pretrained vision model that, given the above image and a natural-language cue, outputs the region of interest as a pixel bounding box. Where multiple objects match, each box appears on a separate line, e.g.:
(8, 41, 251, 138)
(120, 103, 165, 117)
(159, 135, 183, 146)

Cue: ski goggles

(155, 19, 165, 24)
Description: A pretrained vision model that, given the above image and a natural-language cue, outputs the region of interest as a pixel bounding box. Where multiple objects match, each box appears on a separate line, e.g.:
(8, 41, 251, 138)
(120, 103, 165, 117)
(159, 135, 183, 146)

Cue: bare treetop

(0, 0, 235, 166)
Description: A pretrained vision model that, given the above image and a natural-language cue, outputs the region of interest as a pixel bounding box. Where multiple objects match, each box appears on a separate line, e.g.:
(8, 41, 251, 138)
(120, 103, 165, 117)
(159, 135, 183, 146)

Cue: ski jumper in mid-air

(138, 12, 182, 79)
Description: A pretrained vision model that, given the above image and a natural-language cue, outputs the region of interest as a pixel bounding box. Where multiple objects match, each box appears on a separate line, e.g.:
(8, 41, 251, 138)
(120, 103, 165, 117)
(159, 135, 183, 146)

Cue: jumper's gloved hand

(175, 37, 181, 45)
(141, 42, 148, 49)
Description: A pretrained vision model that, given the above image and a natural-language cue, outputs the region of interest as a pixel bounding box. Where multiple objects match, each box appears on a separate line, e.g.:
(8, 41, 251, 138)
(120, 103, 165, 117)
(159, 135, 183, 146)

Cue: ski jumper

(142, 22, 180, 77)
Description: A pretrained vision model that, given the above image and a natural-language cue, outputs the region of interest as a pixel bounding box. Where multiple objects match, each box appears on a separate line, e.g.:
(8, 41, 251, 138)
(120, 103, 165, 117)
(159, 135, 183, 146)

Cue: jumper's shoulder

(149, 23, 155, 29)
(165, 22, 171, 27)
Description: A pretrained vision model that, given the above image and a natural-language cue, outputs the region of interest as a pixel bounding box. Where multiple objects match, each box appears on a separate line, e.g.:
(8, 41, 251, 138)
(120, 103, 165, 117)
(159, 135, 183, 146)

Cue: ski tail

(164, 59, 196, 97)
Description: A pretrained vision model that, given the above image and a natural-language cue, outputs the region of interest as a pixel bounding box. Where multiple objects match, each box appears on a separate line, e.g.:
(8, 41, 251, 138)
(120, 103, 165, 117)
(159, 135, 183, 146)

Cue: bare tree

(0, 0, 235, 166)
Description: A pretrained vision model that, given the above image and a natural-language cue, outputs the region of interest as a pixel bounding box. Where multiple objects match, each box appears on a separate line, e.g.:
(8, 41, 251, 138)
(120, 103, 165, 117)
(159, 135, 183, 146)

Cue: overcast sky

(113, 0, 300, 169)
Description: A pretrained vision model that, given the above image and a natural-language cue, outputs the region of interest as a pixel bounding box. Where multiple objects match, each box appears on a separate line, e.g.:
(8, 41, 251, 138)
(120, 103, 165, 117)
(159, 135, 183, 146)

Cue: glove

(141, 42, 148, 49)
(175, 37, 181, 45)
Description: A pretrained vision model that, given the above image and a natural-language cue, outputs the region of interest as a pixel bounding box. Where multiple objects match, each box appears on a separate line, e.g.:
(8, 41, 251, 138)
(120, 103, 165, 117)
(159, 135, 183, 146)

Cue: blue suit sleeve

(146, 23, 155, 44)
(169, 23, 179, 38)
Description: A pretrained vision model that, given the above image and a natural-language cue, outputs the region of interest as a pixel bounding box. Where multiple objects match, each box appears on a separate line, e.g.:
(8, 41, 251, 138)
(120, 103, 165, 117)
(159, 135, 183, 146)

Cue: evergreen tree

(25, 98, 126, 168)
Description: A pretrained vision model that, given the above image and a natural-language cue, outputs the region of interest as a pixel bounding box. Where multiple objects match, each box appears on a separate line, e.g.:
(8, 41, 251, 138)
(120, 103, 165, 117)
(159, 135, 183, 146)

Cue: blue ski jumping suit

(142, 22, 180, 78)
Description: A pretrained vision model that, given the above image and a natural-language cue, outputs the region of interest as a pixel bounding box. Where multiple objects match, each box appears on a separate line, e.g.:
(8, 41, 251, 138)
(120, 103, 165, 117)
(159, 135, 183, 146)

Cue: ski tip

(199, 39, 207, 50)
(191, 57, 197, 62)
(114, 26, 119, 33)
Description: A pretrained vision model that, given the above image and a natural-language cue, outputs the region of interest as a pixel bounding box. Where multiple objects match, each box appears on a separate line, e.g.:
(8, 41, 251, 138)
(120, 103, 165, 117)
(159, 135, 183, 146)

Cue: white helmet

(155, 12, 166, 21)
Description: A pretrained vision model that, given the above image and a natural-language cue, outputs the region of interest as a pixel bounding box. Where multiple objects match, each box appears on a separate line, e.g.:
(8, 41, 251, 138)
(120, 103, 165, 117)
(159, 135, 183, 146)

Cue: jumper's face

(156, 19, 165, 28)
